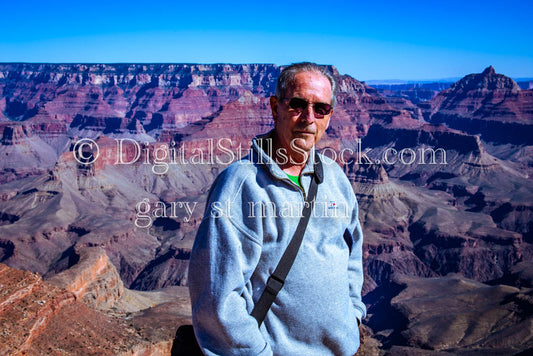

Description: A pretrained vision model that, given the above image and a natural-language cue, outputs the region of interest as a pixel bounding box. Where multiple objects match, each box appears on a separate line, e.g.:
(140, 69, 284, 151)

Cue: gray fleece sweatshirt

(188, 133, 366, 355)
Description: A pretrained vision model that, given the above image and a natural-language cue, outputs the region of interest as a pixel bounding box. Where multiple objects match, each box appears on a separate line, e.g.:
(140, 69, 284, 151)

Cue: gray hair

(275, 62, 338, 107)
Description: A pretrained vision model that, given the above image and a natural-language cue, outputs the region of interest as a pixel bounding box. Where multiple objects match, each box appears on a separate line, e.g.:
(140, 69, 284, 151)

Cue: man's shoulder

(317, 152, 348, 177)
(219, 156, 258, 179)
(209, 157, 259, 195)
(316, 152, 356, 197)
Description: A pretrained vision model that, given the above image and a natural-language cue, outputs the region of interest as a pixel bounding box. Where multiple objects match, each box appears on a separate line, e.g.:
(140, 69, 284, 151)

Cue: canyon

(0, 63, 531, 354)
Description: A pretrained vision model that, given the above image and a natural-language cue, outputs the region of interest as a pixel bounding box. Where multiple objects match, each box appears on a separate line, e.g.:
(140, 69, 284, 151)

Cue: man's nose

(299, 104, 315, 123)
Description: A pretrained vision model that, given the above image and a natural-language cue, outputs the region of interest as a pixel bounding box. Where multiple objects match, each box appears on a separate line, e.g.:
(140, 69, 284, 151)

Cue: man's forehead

(287, 71, 332, 96)
(292, 71, 330, 84)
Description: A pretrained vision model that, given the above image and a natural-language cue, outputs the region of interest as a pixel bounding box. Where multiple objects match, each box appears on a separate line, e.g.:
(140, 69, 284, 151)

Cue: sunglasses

(282, 97, 333, 118)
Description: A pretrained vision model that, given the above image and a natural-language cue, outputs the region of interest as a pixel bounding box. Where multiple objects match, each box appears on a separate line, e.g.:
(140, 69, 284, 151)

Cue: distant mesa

(424, 65, 533, 144)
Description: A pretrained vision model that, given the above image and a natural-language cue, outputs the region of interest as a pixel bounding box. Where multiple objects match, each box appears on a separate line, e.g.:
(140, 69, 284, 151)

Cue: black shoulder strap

(251, 153, 323, 326)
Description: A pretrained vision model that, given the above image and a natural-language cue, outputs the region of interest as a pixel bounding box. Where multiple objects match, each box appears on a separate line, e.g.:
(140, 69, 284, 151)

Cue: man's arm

(346, 198, 367, 323)
(188, 185, 272, 356)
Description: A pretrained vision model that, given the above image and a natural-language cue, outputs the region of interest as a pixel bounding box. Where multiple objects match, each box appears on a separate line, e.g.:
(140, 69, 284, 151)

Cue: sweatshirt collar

(250, 130, 317, 180)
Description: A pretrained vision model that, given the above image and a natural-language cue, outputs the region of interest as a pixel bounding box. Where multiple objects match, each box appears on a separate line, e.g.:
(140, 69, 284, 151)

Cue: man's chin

(291, 141, 314, 154)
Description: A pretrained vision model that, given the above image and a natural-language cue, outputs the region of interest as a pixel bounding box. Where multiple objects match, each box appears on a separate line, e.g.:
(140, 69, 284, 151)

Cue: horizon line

(0, 61, 532, 83)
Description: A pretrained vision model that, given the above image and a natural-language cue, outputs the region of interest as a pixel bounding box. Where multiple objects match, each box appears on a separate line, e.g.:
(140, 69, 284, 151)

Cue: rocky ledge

(0, 248, 192, 355)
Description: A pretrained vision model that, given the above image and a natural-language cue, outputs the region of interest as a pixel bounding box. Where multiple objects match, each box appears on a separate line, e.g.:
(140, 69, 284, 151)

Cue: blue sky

(1, 0, 531, 80)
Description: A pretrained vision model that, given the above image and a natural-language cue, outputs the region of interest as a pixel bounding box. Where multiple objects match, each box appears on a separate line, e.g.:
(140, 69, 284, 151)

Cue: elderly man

(188, 62, 366, 355)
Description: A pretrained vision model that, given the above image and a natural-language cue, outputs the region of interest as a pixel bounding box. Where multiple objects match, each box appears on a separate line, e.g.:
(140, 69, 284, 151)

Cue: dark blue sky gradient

(1, 0, 531, 80)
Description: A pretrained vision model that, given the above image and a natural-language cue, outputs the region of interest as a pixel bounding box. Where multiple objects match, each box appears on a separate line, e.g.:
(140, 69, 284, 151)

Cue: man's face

(270, 71, 333, 162)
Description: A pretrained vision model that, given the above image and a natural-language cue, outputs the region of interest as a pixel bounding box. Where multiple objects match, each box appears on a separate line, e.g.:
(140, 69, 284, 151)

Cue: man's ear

(325, 109, 333, 129)
(270, 96, 278, 121)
